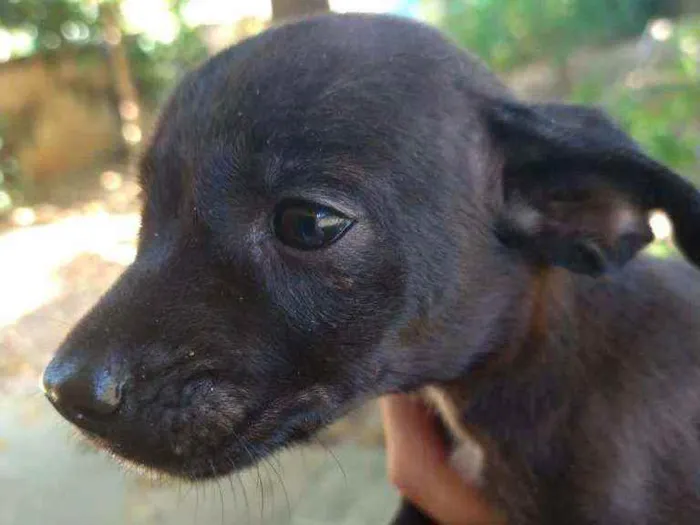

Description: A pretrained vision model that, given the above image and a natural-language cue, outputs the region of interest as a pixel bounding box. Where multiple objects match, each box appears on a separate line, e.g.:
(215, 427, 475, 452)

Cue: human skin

(380, 394, 504, 525)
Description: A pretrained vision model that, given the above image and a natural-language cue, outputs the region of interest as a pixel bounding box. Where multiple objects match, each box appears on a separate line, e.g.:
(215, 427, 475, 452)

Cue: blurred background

(0, 1, 698, 524)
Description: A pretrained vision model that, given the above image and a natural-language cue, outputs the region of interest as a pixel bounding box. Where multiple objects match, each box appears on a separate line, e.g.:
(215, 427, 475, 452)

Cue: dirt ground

(0, 173, 396, 525)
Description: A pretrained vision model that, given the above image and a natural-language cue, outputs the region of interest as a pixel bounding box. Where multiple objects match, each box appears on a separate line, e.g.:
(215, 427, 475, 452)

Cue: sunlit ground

(0, 210, 138, 327)
(0, 171, 142, 397)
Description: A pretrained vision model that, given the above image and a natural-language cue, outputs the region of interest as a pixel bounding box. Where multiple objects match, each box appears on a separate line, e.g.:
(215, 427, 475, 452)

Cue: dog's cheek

(266, 245, 405, 332)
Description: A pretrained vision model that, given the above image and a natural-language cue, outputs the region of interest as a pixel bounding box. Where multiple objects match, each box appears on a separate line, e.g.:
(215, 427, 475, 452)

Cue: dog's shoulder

(575, 253, 700, 333)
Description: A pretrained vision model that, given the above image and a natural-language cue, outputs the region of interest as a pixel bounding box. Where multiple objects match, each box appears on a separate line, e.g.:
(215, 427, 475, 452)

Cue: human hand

(380, 394, 504, 525)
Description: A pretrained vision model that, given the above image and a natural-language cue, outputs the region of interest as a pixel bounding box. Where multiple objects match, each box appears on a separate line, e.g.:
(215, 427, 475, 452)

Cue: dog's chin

(72, 410, 325, 482)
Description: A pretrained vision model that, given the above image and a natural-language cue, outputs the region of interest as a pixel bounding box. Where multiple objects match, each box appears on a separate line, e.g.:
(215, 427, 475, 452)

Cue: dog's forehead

(141, 14, 503, 216)
(154, 15, 479, 143)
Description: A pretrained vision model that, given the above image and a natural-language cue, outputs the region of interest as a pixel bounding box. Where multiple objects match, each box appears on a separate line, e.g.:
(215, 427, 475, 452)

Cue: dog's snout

(43, 357, 124, 421)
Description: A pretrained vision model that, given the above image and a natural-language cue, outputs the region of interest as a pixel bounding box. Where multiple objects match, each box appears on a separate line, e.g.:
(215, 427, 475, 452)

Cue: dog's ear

(486, 100, 700, 276)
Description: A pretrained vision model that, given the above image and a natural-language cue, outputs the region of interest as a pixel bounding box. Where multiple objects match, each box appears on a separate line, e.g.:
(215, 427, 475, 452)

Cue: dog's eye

(273, 199, 355, 250)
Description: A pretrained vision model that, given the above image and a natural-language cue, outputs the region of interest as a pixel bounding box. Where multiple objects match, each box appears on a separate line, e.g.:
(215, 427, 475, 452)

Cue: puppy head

(42, 13, 700, 480)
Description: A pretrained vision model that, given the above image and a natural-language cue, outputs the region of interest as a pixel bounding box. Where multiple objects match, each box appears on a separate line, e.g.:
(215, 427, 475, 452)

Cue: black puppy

(43, 13, 700, 525)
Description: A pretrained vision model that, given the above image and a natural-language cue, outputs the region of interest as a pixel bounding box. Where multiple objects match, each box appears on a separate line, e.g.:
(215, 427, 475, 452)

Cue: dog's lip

(75, 406, 327, 481)
(63, 379, 341, 481)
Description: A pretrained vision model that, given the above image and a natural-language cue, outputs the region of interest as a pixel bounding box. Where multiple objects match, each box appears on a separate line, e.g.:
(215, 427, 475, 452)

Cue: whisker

(223, 467, 238, 512)
(210, 460, 226, 525)
(313, 435, 347, 486)
(194, 480, 200, 525)
(239, 438, 265, 522)
(233, 459, 252, 525)
(181, 478, 197, 503)
(260, 452, 277, 520)
(264, 449, 291, 521)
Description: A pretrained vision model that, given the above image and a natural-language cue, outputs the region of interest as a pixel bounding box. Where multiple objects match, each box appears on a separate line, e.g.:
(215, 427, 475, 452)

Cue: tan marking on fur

(450, 439, 486, 486)
(423, 386, 485, 486)
(419, 268, 572, 488)
(613, 204, 641, 235)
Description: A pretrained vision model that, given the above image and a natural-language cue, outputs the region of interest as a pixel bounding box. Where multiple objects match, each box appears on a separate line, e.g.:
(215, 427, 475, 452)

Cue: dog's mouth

(62, 374, 342, 481)
(79, 413, 325, 481)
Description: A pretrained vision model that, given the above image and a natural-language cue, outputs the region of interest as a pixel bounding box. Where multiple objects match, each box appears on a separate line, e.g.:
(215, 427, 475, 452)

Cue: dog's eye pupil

(274, 200, 354, 250)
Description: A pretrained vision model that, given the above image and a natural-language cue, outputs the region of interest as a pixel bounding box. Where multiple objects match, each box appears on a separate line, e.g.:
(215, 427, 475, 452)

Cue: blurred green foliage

(569, 17, 700, 180)
(435, 0, 699, 182)
(438, 0, 669, 70)
(0, 0, 101, 55)
(127, 28, 208, 104)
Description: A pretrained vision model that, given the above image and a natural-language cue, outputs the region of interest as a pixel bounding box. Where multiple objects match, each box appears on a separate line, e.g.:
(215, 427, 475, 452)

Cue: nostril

(92, 368, 124, 414)
(42, 357, 124, 420)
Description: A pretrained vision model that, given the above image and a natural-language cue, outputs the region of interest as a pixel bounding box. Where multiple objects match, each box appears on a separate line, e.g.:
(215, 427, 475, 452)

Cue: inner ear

(485, 99, 700, 275)
(498, 177, 654, 276)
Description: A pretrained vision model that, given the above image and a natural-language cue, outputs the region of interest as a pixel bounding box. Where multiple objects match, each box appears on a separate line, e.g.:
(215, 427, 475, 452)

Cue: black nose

(42, 357, 124, 421)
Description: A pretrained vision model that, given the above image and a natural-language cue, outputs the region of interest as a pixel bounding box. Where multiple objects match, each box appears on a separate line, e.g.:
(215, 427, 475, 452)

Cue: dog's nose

(42, 357, 123, 420)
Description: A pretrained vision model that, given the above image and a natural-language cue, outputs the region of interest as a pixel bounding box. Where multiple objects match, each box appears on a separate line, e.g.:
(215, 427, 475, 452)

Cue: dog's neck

(424, 266, 584, 480)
